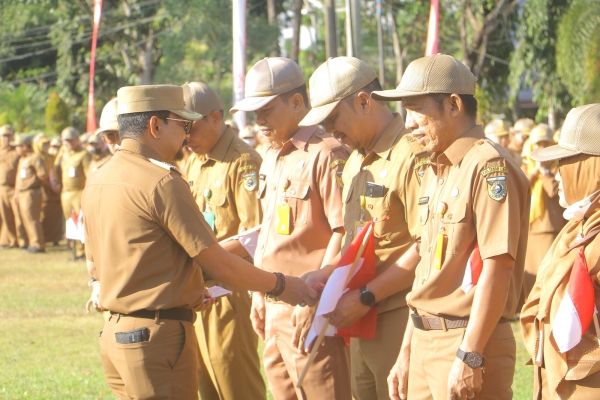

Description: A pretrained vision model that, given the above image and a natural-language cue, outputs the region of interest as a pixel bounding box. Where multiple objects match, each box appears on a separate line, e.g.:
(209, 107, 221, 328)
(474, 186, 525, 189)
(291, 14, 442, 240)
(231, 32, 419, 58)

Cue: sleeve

(402, 149, 427, 241)
(152, 173, 218, 258)
(472, 157, 531, 260)
(316, 147, 349, 230)
(232, 153, 262, 231)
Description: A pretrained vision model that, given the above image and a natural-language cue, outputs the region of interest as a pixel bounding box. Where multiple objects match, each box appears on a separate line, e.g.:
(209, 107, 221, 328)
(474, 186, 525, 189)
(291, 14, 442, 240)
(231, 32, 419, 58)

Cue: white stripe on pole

(232, 0, 247, 130)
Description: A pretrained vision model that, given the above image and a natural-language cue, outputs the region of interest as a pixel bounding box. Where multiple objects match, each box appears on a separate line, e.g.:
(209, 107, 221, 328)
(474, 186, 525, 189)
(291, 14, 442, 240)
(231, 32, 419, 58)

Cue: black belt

(110, 308, 195, 323)
(411, 313, 509, 331)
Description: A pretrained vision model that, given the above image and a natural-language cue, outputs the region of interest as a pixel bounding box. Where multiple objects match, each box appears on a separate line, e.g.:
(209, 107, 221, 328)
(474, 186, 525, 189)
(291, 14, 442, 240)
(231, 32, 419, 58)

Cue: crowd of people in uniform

(2, 53, 599, 400)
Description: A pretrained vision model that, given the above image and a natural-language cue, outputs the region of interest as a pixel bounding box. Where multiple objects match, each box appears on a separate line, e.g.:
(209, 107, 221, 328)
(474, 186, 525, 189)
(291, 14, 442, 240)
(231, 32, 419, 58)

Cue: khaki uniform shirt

(184, 126, 262, 241)
(254, 126, 350, 276)
(341, 115, 429, 313)
(88, 153, 112, 179)
(55, 148, 91, 191)
(82, 139, 217, 314)
(15, 153, 46, 191)
(526, 165, 566, 234)
(408, 126, 530, 320)
(0, 146, 19, 187)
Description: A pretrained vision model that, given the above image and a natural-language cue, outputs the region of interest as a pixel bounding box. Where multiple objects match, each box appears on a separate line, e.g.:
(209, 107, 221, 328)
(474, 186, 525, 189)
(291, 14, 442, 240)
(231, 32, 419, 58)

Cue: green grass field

(0, 243, 532, 399)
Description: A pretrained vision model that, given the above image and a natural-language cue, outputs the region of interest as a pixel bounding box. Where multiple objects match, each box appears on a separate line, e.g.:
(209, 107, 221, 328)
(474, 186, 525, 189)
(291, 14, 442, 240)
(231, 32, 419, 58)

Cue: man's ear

(149, 115, 161, 139)
(291, 93, 305, 112)
(210, 110, 223, 126)
(448, 94, 462, 117)
(356, 91, 372, 114)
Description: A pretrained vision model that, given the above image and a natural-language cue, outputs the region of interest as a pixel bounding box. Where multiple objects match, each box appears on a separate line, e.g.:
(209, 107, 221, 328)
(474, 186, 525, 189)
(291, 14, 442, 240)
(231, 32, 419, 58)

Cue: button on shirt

(82, 139, 217, 314)
(408, 126, 531, 320)
(184, 126, 262, 241)
(253, 126, 350, 277)
(342, 115, 429, 313)
(16, 153, 46, 191)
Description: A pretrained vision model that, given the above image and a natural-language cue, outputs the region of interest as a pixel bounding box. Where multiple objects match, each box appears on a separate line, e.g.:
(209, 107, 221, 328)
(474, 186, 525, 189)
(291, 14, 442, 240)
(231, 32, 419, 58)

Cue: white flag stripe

(461, 258, 474, 293)
(553, 292, 583, 353)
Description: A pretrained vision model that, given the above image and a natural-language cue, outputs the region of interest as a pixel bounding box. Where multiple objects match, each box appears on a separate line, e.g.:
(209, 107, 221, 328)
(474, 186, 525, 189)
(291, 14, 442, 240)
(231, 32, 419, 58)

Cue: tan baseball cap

(182, 82, 224, 117)
(513, 118, 535, 135)
(371, 54, 476, 101)
(529, 124, 554, 144)
(117, 85, 202, 120)
(531, 104, 600, 162)
(484, 119, 510, 137)
(0, 124, 15, 135)
(61, 127, 80, 140)
(88, 134, 102, 145)
(95, 98, 119, 136)
(50, 137, 62, 147)
(10, 134, 33, 146)
(230, 57, 305, 114)
(33, 133, 49, 144)
(299, 57, 377, 127)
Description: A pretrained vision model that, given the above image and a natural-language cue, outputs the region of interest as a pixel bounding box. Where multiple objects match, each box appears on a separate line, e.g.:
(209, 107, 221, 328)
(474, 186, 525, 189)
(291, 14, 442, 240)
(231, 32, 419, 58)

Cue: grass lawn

(0, 243, 532, 399)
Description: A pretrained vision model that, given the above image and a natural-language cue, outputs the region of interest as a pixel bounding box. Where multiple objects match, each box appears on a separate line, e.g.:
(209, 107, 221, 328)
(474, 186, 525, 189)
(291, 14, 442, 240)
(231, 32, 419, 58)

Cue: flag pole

(594, 308, 600, 346)
(297, 224, 374, 388)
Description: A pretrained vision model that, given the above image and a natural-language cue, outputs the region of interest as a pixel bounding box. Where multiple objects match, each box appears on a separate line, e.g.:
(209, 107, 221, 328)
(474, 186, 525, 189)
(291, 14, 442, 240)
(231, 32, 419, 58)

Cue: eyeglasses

(165, 117, 192, 135)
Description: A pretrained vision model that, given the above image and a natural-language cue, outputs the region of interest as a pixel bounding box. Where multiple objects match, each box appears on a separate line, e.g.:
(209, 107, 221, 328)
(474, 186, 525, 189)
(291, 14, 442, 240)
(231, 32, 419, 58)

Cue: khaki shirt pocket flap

(443, 202, 467, 224)
(286, 181, 310, 199)
(208, 190, 227, 207)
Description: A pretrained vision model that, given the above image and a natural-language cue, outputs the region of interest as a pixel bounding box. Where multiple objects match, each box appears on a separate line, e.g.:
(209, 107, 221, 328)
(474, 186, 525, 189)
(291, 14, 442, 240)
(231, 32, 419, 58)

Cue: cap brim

(95, 124, 120, 136)
(530, 144, 581, 162)
(299, 101, 340, 127)
(371, 89, 425, 101)
(230, 95, 277, 114)
(170, 109, 203, 121)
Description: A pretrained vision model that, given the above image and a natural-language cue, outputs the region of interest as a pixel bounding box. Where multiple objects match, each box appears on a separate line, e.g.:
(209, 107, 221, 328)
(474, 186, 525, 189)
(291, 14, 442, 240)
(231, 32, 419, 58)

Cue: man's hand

(197, 288, 218, 312)
(278, 275, 318, 307)
(301, 268, 329, 291)
(388, 345, 410, 400)
(447, 358, 482, 400)
(251, 292, 266, 340)
(291, 304, 317, 354)
(327, 288, 369, 328)
(85, 281, 104, 313)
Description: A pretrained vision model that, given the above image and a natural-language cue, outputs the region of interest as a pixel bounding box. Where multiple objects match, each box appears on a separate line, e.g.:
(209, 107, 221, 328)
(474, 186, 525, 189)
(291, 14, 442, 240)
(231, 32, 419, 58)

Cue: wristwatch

(358, 285, 378, 307)
(456, 348, 484, 368)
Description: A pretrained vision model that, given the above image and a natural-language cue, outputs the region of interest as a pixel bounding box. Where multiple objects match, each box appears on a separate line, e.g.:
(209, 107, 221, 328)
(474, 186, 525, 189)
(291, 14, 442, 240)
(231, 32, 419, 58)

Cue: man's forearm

(460, 254, 514, 353)
(219, 238, 251, 259)
(368, 241, 421, 302)
(320, 229, 344, 269)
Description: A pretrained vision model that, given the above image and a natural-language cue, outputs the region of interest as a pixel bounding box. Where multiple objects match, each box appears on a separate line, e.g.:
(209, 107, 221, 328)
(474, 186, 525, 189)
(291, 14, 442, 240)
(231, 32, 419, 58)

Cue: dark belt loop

(154, 310, 160, 324)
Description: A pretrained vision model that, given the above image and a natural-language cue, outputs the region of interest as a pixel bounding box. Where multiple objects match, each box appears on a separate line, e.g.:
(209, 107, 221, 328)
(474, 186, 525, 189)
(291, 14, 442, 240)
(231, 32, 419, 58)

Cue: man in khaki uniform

(231, 57, 352, 400)
(0, 124, 26, 249)
(182, 82, 266, 400)
(33, 134, 63, 244)
(370, 54, 530, 400)
(298, 57, 429, 400)
(87, 134, 111, 178)
(83, 84, 317, 399)
(95, 98, 121, 155)
(509, 117, 535, 155)
(13, 134, 46, 253)
(484, 119, 523, 167)
(55, 126, 90, 260)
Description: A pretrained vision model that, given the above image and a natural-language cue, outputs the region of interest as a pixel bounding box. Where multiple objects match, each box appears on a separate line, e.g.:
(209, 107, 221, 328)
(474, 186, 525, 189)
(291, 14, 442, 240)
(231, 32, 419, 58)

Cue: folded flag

(306, 221, 377, 347)
(461, 243, 483, 293)
(553, 247, 595, 353)
(220, 226, 261, 259)
(66, 208, 84, 242)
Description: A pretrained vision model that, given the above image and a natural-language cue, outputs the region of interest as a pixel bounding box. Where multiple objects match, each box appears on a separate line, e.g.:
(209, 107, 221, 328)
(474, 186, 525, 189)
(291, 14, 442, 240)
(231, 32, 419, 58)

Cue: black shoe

(53, 242, 59, 246)
(20, 245, 28, 251)
(27, 247, 46, 254)
(68, 255, 85, 261)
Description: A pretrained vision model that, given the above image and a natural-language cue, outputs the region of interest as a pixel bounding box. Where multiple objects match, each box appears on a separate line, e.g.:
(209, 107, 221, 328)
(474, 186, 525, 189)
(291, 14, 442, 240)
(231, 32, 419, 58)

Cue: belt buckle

(411, 313, 427, 330)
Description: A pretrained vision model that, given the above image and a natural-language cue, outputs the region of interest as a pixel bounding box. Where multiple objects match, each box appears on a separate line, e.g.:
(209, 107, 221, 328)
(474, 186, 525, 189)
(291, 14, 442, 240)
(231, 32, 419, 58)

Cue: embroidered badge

(487, 176, 507, 201)
(330, 159, 346, 169)
(243, 172, 257, 191)
(481, 166, 508, 177)
(336, 171, 343, 188)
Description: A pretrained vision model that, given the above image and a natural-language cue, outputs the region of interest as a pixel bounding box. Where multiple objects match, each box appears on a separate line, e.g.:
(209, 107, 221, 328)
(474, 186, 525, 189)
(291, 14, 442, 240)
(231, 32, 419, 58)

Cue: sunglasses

(165, 117, 192, 135)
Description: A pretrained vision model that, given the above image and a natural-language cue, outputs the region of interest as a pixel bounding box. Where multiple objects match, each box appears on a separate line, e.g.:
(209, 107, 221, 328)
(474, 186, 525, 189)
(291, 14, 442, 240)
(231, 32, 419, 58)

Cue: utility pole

(324, 0, 337, 58)
(267, 0, 280, 56)
(350, 0, 361, 58)
(290, 0, 303, 63)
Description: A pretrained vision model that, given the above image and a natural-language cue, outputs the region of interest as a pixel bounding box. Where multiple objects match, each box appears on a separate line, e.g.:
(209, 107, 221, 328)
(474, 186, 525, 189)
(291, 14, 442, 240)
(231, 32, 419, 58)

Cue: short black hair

(280, 84, 309, 108)
(118, 110, 171, 139)
(430, 93, 478, 120)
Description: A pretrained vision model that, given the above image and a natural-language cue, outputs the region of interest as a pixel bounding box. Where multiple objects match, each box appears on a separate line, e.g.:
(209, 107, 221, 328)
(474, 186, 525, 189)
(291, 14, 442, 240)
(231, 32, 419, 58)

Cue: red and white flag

(66, 208, 84, 241)
(220, 226, 260, 259)
(552, 248, 596, 353)
(425, 0, 439, 56)
(307, 222, 377, 346)
(461, 243, 483, 293)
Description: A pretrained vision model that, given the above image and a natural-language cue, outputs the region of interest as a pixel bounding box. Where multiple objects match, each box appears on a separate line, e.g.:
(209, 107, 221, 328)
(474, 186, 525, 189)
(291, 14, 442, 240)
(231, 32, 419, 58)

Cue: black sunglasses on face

(165, 117, 192, 135)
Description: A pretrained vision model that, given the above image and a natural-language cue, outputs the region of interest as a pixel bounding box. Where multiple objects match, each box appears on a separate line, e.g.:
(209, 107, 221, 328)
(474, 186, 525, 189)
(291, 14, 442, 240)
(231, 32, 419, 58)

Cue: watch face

(359, 290, 376, 306)
(465, 352, 483, 368)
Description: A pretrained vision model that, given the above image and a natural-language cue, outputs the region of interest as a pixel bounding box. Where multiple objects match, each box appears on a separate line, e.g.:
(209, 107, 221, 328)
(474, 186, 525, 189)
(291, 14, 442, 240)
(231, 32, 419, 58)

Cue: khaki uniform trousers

(41, 187, 63, 243)
(0, 185, 26, 247)
(61, 189, 84, 257)
(408, 321, 515, 400)
(195, 280, 266, 400)
(264, 301, 352, 400)
(100, 314, 199, 400)
(17, 189, 44, 250)
(351, 306, 408, 400)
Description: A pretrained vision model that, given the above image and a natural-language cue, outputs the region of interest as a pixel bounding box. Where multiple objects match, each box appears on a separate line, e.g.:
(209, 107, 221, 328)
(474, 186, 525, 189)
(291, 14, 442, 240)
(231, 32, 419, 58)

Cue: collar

(120, 138, 165, 162)
(437, 125, 484, 166)
(271, 125, 318, 153)
(370, 114, 405, 160)
(206, 126, 235, 162)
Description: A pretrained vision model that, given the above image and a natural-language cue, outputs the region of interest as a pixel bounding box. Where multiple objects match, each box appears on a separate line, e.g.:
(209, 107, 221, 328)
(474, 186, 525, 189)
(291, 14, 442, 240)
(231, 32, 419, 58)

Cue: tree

(0, 83, 48, 132)
(45, 92, 70, 135)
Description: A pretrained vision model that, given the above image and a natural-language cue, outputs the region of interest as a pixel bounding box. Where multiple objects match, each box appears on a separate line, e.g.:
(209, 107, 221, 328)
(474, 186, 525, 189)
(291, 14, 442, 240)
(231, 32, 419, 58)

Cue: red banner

(87, 0, 103, 133)
(425, 0, 439, 56)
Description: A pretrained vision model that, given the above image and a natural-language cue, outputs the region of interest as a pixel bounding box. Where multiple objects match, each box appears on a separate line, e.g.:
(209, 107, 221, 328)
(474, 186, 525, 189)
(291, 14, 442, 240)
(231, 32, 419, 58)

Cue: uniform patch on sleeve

(481, 166, 508, 177)
(330, 159, 346, 169)
(336, 171, 343, 188)
(487, 176, 507, 201)
(238, 165, 256, 173)
(242, 172, 257, 191)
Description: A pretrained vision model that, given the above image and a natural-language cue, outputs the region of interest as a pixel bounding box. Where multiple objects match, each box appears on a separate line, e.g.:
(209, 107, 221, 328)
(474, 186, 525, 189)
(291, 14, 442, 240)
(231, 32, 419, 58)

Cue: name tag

(418, 196, 429, 205)
(276, 204, 291, 235)
(366, 182, 385, 198)
(68, 167, 76, 178)
(20, 169, 27, 179)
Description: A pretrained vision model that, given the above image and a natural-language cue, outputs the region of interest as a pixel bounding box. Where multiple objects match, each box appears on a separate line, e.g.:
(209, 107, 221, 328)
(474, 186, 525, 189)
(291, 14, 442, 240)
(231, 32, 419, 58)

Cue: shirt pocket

(207, 190, 230, 233)
(285, 180, 310, 227)
(442, 202, 468, 255)
(363, 195, 391, 241)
